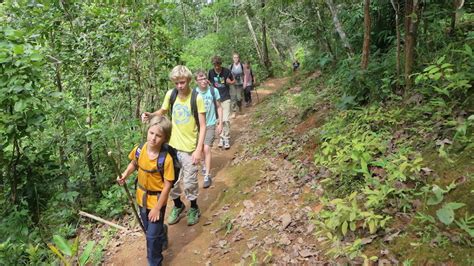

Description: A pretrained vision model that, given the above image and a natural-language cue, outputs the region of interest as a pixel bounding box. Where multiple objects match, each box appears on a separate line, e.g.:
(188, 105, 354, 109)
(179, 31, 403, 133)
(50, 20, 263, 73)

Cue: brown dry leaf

(421, 167, 433, 174)
(243, 200, 255, 209)
(306, 223, 315, 234)
(299, 249, 318, 258)
(279, 234, 291, 245)
(383, 231, 400, 242)
(279, 213, 292, 231)
(231, 231, 244, 243)
(218, 240, 227, 249)
(313, 204, 324, 214)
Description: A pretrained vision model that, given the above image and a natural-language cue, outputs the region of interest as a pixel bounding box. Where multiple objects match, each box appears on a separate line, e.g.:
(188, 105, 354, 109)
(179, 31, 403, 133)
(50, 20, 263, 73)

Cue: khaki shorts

(204, 125, 216, 146)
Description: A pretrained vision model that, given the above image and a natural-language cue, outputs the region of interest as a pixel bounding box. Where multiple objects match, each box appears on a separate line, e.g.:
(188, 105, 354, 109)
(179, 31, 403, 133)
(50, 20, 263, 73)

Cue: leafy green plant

(47, 235, 95, 266)
(455, 212, 474, 238)
(436, 202, 466, 225)
(426, 182, 457, 206)
(315, 192, 391, 239)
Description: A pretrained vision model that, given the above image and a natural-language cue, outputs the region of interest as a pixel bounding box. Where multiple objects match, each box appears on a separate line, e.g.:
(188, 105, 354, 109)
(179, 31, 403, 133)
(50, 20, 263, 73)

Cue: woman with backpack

(243, 61, 255, 107)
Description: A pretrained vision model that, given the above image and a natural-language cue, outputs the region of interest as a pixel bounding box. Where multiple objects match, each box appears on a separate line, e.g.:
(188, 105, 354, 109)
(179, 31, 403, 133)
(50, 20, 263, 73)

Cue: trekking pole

(254, 85, 260, 104)
(107, 151, 146, 234)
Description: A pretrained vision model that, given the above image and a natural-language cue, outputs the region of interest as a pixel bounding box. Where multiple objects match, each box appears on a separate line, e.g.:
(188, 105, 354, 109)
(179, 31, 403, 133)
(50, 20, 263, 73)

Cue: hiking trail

(105, 77, 290, 266)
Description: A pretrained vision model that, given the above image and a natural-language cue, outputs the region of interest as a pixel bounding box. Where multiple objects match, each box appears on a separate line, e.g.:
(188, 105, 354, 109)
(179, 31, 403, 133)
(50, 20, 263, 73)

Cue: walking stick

(107, 152, 146, 234)
(253, 85, 260, 104)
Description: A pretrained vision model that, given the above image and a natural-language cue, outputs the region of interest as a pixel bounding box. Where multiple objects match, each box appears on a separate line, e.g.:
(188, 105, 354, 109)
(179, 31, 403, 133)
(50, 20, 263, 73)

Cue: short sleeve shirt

(161, 89, 206, 152)
(195, 86, 221, 127)
(208, 68, 233, 101)
(128, 143, 174, 209)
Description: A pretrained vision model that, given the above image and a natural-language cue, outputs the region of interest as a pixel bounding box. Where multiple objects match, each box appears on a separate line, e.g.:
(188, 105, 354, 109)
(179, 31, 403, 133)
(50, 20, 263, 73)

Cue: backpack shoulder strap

(157, 144, 169, 182)
(210, 87, 218, 119)
(191, 89, 200, 131)
(169, 88, 178, 117)
(135, 143, 144, 161)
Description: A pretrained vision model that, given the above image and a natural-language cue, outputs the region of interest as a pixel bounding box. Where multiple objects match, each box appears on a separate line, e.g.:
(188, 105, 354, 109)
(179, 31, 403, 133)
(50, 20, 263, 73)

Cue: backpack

(134, 143, 181, 190)
(169, 88, 200, 130)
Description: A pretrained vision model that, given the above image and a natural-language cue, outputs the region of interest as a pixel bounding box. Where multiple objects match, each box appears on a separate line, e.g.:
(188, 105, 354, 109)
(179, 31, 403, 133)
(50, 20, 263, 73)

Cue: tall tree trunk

(316, 9, 336, 61)
(10, 136, 20, 204)
(85, 81, 97, 190)
(361, 0, 371, 69)
(326, 0, 354, 57)
(55, 62, 68, 190)
(147, 16, 156, 109)
(261, 0, 272, 76)
(449, 0, 465, 36)
(404, 0, 421, 92)
(244, 12, 263, 65)
(390, 0, 401, 88)
(269, 32, 283, 62)
(180, 1, 187, 37)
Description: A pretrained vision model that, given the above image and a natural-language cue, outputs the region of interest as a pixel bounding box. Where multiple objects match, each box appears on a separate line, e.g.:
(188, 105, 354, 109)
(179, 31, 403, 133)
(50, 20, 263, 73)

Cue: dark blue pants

(140, 206, 166, 266)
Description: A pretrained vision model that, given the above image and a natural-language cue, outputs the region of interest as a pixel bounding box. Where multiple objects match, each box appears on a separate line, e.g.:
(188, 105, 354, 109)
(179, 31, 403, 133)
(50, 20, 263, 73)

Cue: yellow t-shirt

(161, 89, 206, 152)
(128, 143, 174, 209)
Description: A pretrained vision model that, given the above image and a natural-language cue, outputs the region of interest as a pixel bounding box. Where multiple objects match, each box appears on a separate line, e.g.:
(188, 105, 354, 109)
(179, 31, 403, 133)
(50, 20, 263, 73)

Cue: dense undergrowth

(246, 44, 473, 263)
(1, 0, 473, 264)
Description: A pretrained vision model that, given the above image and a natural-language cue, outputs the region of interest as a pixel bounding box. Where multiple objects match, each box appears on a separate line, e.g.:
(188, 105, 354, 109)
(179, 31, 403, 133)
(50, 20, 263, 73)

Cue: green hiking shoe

(187, 207, 201, 226)
(167, 206, 185, 225)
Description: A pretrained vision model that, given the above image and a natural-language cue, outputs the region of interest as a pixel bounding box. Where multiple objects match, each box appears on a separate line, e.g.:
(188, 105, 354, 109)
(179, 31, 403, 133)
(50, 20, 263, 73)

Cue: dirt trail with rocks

(105, 78, 292, 266)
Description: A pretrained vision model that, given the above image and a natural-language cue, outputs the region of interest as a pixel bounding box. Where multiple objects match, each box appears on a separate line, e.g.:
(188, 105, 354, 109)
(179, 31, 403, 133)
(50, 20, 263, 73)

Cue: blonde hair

(148, 115, 172, 143)
(169, 65, 192, 81)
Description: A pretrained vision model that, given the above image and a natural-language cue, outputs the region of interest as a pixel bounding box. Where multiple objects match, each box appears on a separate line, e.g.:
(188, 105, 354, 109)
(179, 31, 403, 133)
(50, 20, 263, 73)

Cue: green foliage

(427, 182, 456, 206)
(47, 235, 96, 266)
(455, 213, 474, 238)
(415, 53, 472, 99)
(436, 202, 466, 225)
(315, 192, 391, 241)
(94, 185, 126, 218)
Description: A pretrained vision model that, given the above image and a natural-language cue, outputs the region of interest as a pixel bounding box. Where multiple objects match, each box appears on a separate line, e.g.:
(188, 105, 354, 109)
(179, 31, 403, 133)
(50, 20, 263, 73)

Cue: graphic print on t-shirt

(213, 75, 225, 89)
(173, 103, 190, 125)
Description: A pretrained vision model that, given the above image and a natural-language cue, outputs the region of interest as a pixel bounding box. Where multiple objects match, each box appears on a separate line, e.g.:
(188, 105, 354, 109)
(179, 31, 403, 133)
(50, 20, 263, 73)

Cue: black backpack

(169, 88, 200, 131)
(134, 143, 181, 189)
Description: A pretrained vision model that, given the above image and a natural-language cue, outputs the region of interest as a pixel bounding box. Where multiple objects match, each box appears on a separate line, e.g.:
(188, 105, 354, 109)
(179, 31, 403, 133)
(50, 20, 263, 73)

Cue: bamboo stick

(79, 211, 128, 231)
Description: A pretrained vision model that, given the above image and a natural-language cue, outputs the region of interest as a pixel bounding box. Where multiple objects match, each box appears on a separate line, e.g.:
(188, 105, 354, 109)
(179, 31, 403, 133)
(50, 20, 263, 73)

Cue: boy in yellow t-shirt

(117, 115, 174, 266)
(142, 65, 206, 226)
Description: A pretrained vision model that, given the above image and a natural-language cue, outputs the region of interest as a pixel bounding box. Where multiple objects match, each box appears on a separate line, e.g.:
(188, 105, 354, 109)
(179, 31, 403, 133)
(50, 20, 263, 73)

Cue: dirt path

(105, 77, 289, 266)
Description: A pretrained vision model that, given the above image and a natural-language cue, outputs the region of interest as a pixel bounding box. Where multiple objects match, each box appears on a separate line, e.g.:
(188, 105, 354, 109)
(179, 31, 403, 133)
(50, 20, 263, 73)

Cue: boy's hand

(116, 175, 126, 185)
(216, 123, 223, 135)
(141, 112, 151, 122)
(191, 149, 202, 165)
(148, 207, 160, 222)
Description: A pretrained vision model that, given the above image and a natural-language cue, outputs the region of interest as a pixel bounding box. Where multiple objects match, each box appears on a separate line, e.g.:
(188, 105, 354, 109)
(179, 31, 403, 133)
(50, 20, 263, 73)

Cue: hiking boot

(203, 174, 212, 189)
(218, 138, 224, 148)
(167, 205, 185, 225)
(162, 224, 168, 250)
(224, 139, 230, 150)
(187, 207, 201, 226)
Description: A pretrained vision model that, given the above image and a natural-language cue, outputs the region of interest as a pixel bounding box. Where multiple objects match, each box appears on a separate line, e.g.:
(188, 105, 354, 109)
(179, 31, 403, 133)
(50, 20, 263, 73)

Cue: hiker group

(116, 53, 256, 265)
